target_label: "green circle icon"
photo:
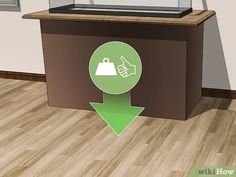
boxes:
[89,41,142,94]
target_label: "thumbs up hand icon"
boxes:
[117,56,136,78]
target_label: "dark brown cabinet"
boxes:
[23,10,215,120]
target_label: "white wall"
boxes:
[193,0,236,90]
[0,0,48,74]
[0,0,235,90]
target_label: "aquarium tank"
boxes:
[49,0,192,18]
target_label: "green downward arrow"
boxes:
[90,92,144,136]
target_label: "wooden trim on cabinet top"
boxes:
[22,10,215,26]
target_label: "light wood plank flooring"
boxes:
[0,78,235,177]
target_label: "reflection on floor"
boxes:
[0,78,235,177]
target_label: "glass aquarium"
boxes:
[49,0,192,18]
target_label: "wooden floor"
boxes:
[0,78,235,177]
